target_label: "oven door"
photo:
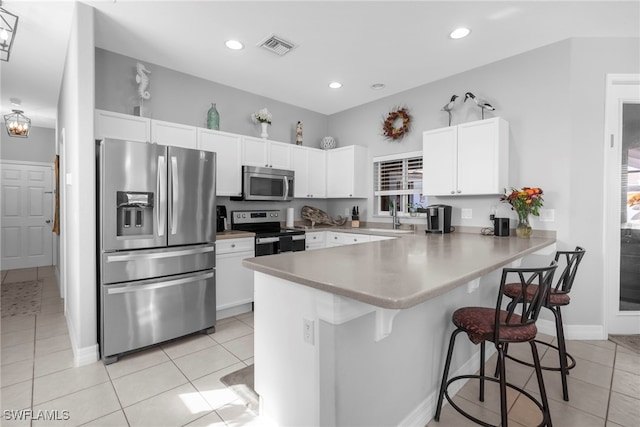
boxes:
[243,166,294,201]
[275,234,306,253]
[255,236,280,256]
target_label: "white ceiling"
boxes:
[1,1,639,129]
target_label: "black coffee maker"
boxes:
[425,204,452,234]
[216,205,227,232]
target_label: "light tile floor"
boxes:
[1,267,639,426]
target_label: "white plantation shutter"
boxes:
[374,152,423,196]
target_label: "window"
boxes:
[373,151,425,216]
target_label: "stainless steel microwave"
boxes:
[236,165,294,201]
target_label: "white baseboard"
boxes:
[536,319,606,340]
[66,314,99,367]
[398,345,497,427]
[217,303,253,320]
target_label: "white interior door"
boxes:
[604,74,640,335]
[1,162,54,270]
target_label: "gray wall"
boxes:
[0,125,55,163]
[326,37,640,328]
[95,48,330,148]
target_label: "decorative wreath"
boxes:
[382,107,411,141]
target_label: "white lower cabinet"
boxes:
[215,238,254,317]
[326,231,371,246]
[305,231,325,251]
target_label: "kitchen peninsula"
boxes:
[243,231,556,427]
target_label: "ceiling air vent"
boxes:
[259,34,297,56]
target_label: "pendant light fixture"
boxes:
[0,0,19,62]
[4,109,30,137]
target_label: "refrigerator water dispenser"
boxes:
[116,191,154,236]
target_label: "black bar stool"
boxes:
[434,262,558,427]
[500,247,586,401]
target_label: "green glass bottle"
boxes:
[207,103,220,130]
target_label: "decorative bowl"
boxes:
[320,136,336,150]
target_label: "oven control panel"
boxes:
[231,210,280,224]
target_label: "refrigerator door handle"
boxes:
[105,245,214,262]
[106,271,214,295]
[283,176,289,201]
[157,155,166,237]
[170,156,179,235]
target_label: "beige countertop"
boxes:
[216,230,255,240]
[243,232,556,309]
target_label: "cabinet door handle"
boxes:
[450,190,455,194]
[457,190,462,193]
[231,244,236,248]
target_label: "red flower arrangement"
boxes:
[501,187,544,218]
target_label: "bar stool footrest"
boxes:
[504,339,576,372]
[443,374,549,427]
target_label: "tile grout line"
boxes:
[603,343,618,425]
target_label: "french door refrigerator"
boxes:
[97,138,216,364]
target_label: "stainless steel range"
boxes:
[231,210,305,256]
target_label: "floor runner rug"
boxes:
[220,364,259,413]
[1,280,43,318]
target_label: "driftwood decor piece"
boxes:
[301,206,347,227]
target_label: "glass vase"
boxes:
[516,212,532,239]
[260,122,269,139]
[206,103,219,130]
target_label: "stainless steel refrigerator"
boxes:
[97,138,216,364]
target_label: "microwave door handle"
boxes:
[170,156,178,235]
[283,176,289,201]
[157,155,166,237]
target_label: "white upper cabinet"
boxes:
[291,145,327,198]
[95,110,197,149]
[241,136,292,170]
[95,109,150,142]
[423,117,509,196]
[151,119,198,149]
[197,128,242,197]
[326,145,368,198]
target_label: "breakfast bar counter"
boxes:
[243,232,556,427]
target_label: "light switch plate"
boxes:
[461,208,472,219]
[539,209,555,222]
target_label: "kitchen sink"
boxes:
[362,228,414,234]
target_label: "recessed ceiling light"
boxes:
[9,97,21,106]
[449,28,471,39]
[329,82,342,89]
[370,83,386,90]
[225,39,244,50]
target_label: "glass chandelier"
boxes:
[4,109,30,137]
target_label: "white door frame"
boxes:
[0,159,55,269]
[603,73,640,335]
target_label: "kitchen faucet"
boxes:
[390,201,401,230]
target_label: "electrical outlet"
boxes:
[461,208,472,219]
[303,318,314,344]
